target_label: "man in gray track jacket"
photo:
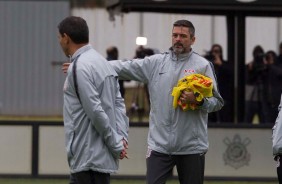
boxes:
[272,94,282,184]
[110,20,224,184]
[58,16,129,184]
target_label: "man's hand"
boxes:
[120,149,128,159]
[62,62,71,74]
[179,90,197,104]
[120,139,129,159]
[179,90,204,107]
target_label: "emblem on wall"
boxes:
[223,134,251,169]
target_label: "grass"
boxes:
[0,178,277,184]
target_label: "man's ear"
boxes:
[191,36,196,45]
[62,33,70,44]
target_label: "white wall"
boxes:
[71,8,228,60]
[0,126,32,174]
[0,125,275,178]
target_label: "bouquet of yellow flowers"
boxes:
[171,74,213,110]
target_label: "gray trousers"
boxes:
[146,150,205,184]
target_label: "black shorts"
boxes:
[70,170,110,184]
[146,149,205,184]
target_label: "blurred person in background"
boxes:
[205,44,234,123]
[245,45,267,124]
[264,50,282,123]
[106,46,127,98]
[245,46,282,124]
[58,16,128,184]
[277,42,282,64]
[133,46,155,112]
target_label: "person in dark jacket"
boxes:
[264,50,282,123]
[245,45,267,123]
[205,44,234,123]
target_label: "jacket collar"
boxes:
[169,47,193,61]
[70,44,92,62]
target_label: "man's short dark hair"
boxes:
[58,16,89,44]
[106,46,118,60]
[173,20,195,37]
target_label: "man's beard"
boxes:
[172,43,185,55]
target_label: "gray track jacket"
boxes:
[63,45,129,173]
[110,49,223,155]
[272,94,282,156]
